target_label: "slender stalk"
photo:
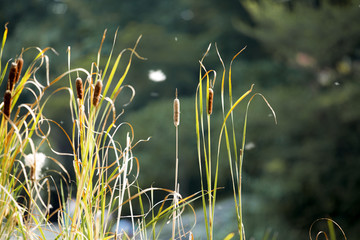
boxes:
[207,113,213,240]
[172,89,180,240]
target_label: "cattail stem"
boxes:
[92,80,103,107]
[172,89,180,240]
[7,62,17,92]
[173,90,180,187]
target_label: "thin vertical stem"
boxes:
[172,89,180,239]
[207,114,213,240]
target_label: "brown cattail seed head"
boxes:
[207,88,214,115]
[3,90,12,118]
[15,57,23,84]
[92,80,103,107]
[173,89,180,127]
[75,77,84,100]
[7,62,18,92]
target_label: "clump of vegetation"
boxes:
[0,23,348,240]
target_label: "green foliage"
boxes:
[236,0,360,67]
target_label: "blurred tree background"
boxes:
[1,0,359,239]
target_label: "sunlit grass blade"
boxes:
[0,23,8,75]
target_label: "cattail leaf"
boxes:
[96,29,107,69]
[229,46,247,104]
[0,23,8,64]
[228,46,247,178]
[110,36,144,100]
[224,233,235,240]
[101,28,118,79]
[216,84,254,175]
[103,49,125,99]
[0,27,6,77]
[0,61,9,88]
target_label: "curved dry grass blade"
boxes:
[309,218,347,240]
[110,36,145,100]
[228,46,247,99]
[145,190,202,228]
[200,43,212,64]
[97,29,108,68]
[315,231,329,240]
[228,46,247,178]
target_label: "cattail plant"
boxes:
[15,57,23,84]
[207,87,214,115]
[75,77,84,101]
[172,88,180,239]
[195,44,220,240]
[195,44,277,240]
[3,90,11,118]
[92,79,102,107]
[173,88,180,127]
[64,31,147,240]
[6,62,17,92]
[215,45,276,240]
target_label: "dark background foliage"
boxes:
[1,0,359,238]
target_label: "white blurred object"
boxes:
[24,152,46,180]
[244,142,256,150]
[148,69,166,82]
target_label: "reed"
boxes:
[60,30,155,240]
[195,44,277,240]
[172,88,180,239]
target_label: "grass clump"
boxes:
[195,44,276,240]
[0,23,58,238]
